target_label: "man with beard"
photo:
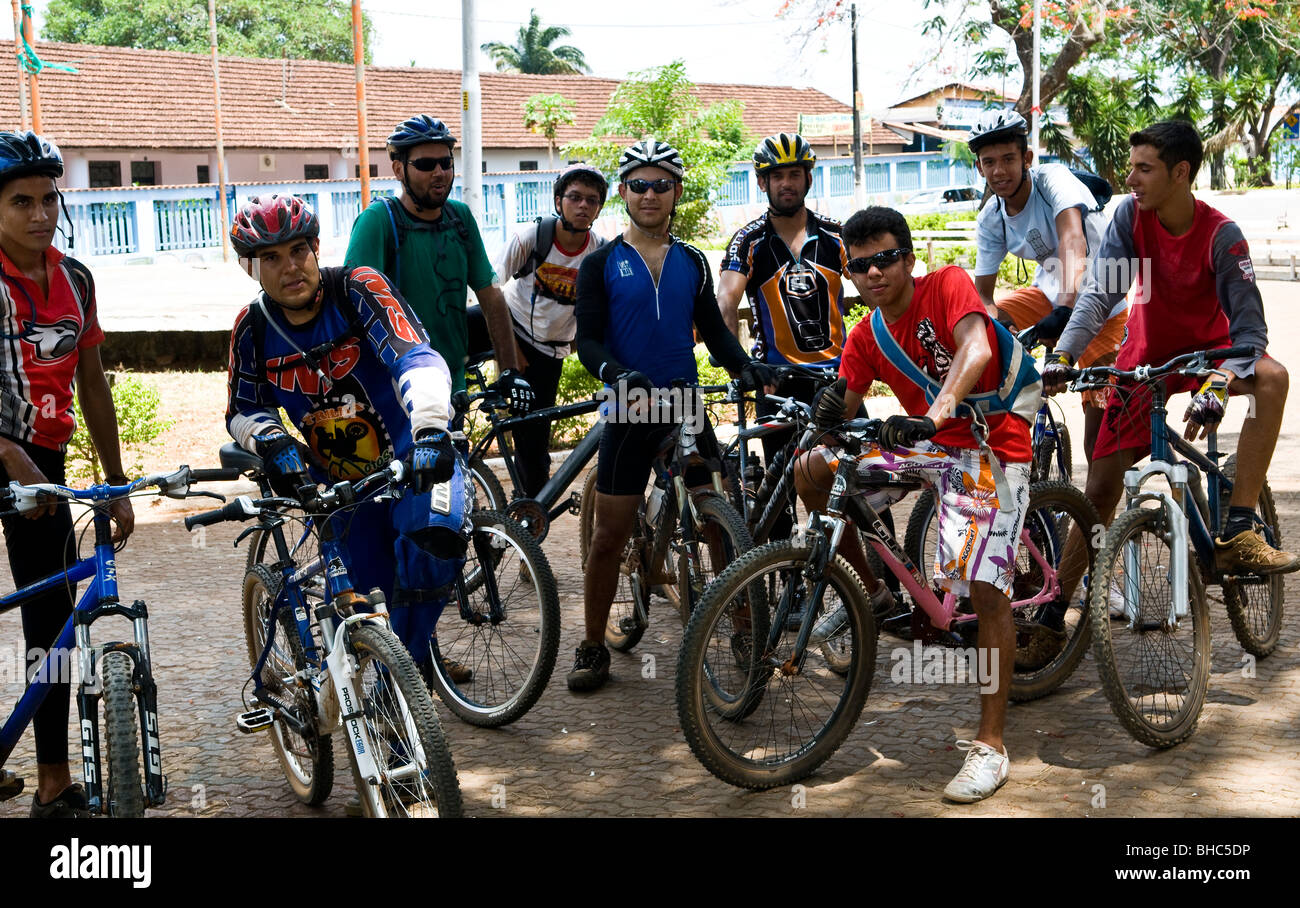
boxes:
[345,115,532,415]
[570,139,774,692]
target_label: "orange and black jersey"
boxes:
[721,209,850,368]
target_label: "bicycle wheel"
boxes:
[1218,454,1284,658]
[675,493,753,625]
[242,565,333,805]
[1031,420,1072,484]
[100,651,145,818]
[676,540,875,789]
[578,467,597,568]
[350,624,463,818]
[468,453,508,513]
[1090,507,1210,748]
[425,511,561,727]
[1008,481,1100,701]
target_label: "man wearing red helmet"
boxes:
[0,130,133,818]
[226,194,472,684]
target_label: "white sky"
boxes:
[6,0,1006,109]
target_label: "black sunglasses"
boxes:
[407,156,455,172]
[845,248,911,273]
[623,178,678,194]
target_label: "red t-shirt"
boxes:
[0,246,105,450]
[840,265,1032,463]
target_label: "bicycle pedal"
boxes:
[236,708,275,733]
[0,770,24,802]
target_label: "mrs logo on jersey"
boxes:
[22,318,79,362]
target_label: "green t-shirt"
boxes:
[344,197,495,391]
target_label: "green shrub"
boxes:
[67,374,174,484]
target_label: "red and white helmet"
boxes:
[230,194,319,258]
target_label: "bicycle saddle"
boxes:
[219,442,264,475]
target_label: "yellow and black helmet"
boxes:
[753,133,816,173]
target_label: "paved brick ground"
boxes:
[2,474,1296,819]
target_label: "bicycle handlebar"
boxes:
[1067,345,1256,388]
[1,464,247,516]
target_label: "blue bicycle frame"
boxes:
[0,481,164,814]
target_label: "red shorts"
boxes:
[1092,374,1201,461]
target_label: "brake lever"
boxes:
[186,490,227,502]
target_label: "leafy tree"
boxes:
[1058,69,1137,186]
[561,61,751,242]
[481,9,589,75]
[43,0,370,63]
[523,93,576,169]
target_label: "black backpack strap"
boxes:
[440,200,470,241]
[380,196,405,286]
[249,296,269,385]
[512,215,555,281]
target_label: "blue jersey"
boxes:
[226,265,452,481]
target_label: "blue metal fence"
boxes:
[154,197,222,251]
[864,162,889,193]
[896,161,921,192]
[717,170,750,206]
[60,201,137,256]
[515,181,549,221]
[926,159,950,188]
[828,164,854,196]
[330,188,396,236]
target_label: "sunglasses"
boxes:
[623,178,678,195]
[845,248,911,273]
[407,156,455,172]
[562,191,603,206]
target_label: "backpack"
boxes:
[868,306,1042,426]
[1066,168,1112,212]
[379,195,469,287]
[511,215,558,282]
[248,273,367,388]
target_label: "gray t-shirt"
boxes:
[975,163,1125,318]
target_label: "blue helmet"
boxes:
[0,131,63,187]
[387,115,456,159]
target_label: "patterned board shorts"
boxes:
[817,440,1032,598]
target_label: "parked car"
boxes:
[898,185,983,215]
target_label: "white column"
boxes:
[461,0,484,222]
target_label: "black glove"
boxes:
[407,429,458,493]
[1030,306,1073,345]
[613,370,654,396]
[878,415,937,450]
[1041,351,1075,395]
[256,433,315,500]
[494,369,535,417]
[812,377,848,428]
[740,360,778,393]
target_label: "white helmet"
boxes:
[618,139,685,180]
[968,108,1029,153]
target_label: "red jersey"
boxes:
[0,246,104,450]
[840,265,1032,463]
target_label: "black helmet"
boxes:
[0,131,63,187]
[554,163,608,204]
[753,133,815,174]
[387,115,456,160]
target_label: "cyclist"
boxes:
[571,139,775,692]
[1045,119,1297,577]
[0,131,134,817]
[486,163,608,497]
[970,108,1127,462]
[344,114,533,415]
[225,194,473,685]
[794,206,1036,803]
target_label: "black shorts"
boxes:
[595,417,723,496]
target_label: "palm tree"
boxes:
[481,9,590,75]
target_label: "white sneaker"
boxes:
[943,739,1009,803]
[1108,579,1127,619]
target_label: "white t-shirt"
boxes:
[493,220,606,359]
[974,163,1126,318]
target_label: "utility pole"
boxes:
[461,0,484,222]
[208,0,230,261]
[10,0,28,131]
[1031,0,1041,157]
[851,3,864,207]
[21,3,39,131]
[353,0,371,203]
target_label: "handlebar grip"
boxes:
[189,468,245,483]
[1210,346,1256,361]
[184,498,255,531]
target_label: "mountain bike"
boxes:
[235,443,561,730]
[1063,344,1280,747]
[674,417,1099,789]
[186,446,463,816]
[576,383,753,650]
[0,466,236,817]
